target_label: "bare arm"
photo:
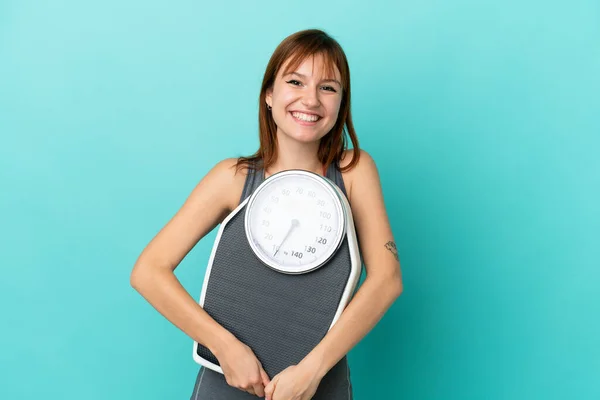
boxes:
[130,158,241,357]
[302,150,404,377]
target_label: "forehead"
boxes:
[279,53,341,80]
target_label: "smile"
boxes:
[290,111,321,125]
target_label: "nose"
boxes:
[301,86,320,108]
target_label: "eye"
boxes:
[286,79,302,86]
[321,86,337,93]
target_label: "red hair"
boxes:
[235,29,361,174]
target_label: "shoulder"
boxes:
[339,149,379,205]
[207,157,252,213]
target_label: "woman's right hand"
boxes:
[215,337,271,397]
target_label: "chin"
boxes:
[286,124,333,143]
[287,130,325,143]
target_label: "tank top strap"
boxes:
[239,159,348,205]
[238,159,265,205]
[326,161,348,199]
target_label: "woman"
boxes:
[130,29,403,400]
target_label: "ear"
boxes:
[265,88,273,109]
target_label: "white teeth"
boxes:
[291,112,320,122]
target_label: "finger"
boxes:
[253,383,265,398]
[264,375,278,400]
[264,383,273,400]
[261,368,271,387]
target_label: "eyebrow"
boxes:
[285,71,342,87]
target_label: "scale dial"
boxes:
[244,170,347,274]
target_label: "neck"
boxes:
[264,131,325,178]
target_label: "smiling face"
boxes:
[265,53,343,144]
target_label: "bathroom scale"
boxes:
[192,169,362,378]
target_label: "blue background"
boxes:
[1,0,598,399]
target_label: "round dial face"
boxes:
[244,170,346,274]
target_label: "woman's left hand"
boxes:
[264,361,323,400]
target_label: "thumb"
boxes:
[264,375,278,400]
[261,368,271,387]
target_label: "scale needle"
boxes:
[273,218,299,257]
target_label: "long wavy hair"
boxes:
[234,29,361,175]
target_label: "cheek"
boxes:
[326,98,343,119]
[272,94,295,124]
[273,88,297,107]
